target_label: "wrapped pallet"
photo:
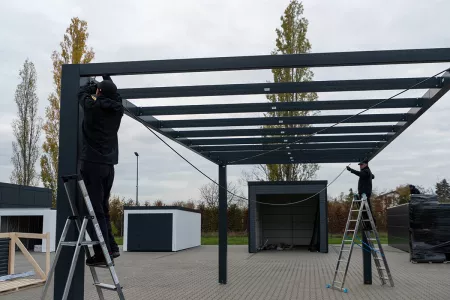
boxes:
[409,194,450,263]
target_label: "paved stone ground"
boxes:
[3,245,450,300]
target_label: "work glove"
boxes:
[86,81,98,95]
[346,166,351,171]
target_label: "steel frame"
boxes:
[56,48,450,297]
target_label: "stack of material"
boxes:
[409,194,450,263]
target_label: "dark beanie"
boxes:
[98,80,117,97]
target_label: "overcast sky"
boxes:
[1,0,450,204]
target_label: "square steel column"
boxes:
[218,165,227,284]
[54,64,85,299]
[363,232,372,284]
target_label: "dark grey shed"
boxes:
[248,181,328,254]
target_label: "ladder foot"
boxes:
[343,288,348,293]
[326,284,331,288]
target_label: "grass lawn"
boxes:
[115,236,123,245]
[329,232,388,245]
[202,236,248,245]
[115,232,388,246]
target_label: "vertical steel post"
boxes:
[218,164,227,284]
[135,153,139,206]
[363,232,372,284]
[54,64,85,299]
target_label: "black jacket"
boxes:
[78,78,124,165]
[348,166,375,195]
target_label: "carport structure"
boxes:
[56,48,450,299]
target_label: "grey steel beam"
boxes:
[177,125,400,138]
[226,156,362,165]
[161,114,408,128]
[119,77,441,99]
[122,99,220,165]
[55,64,85,300]
[140,98,423,116]
[209,149,369,162]
[218,165,227,284]
[194,142,384,152]
[79,48,450,76]
[186,134,390,146]
[211,149,373,162]
[369,72,450,159]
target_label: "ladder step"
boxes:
[94,283,119,291]
[346,229,355,232]
[351,210,359,212]
[61,241,100,247]
[377,267,386,270]
[338,260,348,263]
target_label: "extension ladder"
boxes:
[326,193,394,293]
[41,174,125,300]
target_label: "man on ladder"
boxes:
[78,75,124,266]
[347,158,375,229]
[327,158,394,293]
[42,77,126,299]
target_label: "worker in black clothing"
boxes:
[346,158,375,229]
[78,75,124,266]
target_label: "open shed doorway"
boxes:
[248,181,328,253]
[256,194,320,251]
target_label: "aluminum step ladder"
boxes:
[41,174,125,300]
[326,193,394,293]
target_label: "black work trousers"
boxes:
[80,160,118,257]
[359,193,376,229]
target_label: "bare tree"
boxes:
[10,59,42,186]
[241,163,318,183]
[199,181,245,208]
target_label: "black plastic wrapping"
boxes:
[0,238,9,276]
[409,194,450,263]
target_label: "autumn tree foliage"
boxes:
[41,17,95,207]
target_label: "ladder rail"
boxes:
[327,193,394,293]
[63,179,106,299]
[78,179,126,299]
[338,198,365,289]
[331,195,364,290]
[41,219,72,300]
[364,202,394,287]
[364,231,385,284]
[61,218,89,300]
[331,199,357,286]
[41,175,124,300]
[333,202,353,283]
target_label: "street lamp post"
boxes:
[134,152,139,206]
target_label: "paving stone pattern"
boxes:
[4,245,450,300]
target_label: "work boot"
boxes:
[111,248,121,258]
[86,254,114,267]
